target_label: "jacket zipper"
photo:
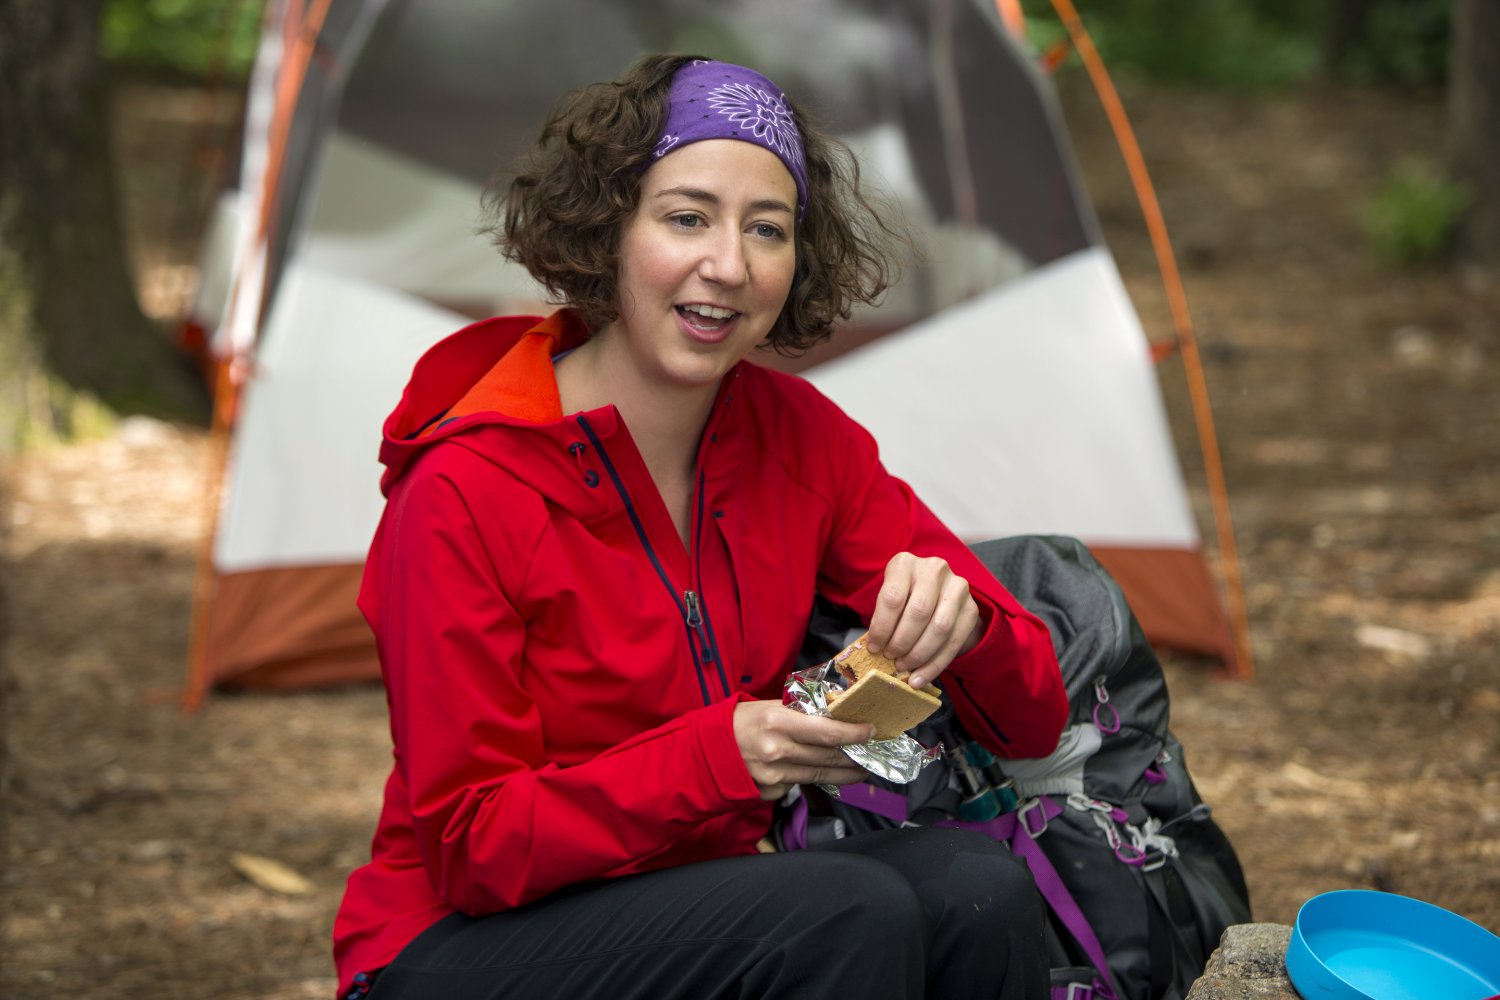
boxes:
[683,590,718,685]
[692,468,732,696]
[577,415,719,706]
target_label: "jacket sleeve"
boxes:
[368,463,764,916]
[810,405,1068,759]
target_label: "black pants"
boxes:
[366,826,1047,1000]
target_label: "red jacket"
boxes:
[332,311,1067,990]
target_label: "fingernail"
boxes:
[909,675,925,688]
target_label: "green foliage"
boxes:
[1020,0,1452,92]
[0,200,117,456]
[1360,159,1470,265]
[1021,0,1321,91]
[101,0,264,79]
[15,375,118,452]
[1336,0,1451,88]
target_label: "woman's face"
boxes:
[601,139,797,394]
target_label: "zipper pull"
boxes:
[1092,676,1121,734]
[683,590,714,664]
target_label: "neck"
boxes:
[555,337,720,479]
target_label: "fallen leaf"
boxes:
[229,853,313,896]
[1354,624,1432,658]
[1278,760,1369,797]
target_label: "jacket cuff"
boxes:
[695,692,764,806]
[944,591,1011,677]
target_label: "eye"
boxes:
[670,212,705,230]
[751,222,786,241]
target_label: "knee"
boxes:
[932,829,1044,926]
[856,860,929,937]
[919,830,1051,995]
[758,853,928,993]
[779,852,927,941]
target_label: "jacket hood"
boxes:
[376,310,592,496]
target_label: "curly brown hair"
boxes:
[485,54,907,355]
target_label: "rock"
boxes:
[124,839,175,863]
[1186,923,1298,999]
[1391,324,1438,366]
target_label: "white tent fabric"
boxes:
[217,245,1195,574]
[216,264,469,571]
[300,134,541,310]
[807,246,1196,547]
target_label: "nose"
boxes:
[696,228,749,287]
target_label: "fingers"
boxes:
[779,708,875,749]
[754,765,869,804]
[752,714,872,770]
[766,760,869,787]
[864,553,917,655]
[866,553,980,684]
[733,701,874,800]
[905,581,979,689]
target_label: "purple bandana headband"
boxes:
[648,59,809,220]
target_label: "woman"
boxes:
[333,55,1068,1000]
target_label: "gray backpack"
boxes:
[779,535,1251,1000]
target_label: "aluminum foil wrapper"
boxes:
[783,661,942,787]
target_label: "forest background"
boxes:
[2,1,1498,996]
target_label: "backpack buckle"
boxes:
[1066,982,1116,1000]
[1017,797,1050,838]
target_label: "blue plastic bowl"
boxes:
[1285,890,1500,1000]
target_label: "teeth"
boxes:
[681,304,735,320]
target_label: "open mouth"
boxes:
[676,303,739,331]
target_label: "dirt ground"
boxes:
[2,74,1498,998]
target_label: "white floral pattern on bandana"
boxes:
[653,133,681,158]
[705,83,804,164]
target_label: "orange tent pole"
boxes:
[182,361,239,711]
[1043,0,1255,679]
[182,0,339,710]
[993,0,1028,38]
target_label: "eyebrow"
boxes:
[654,185,794,216]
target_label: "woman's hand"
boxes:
[733,700,874,801]
[865,552,981,690]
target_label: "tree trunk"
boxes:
[1447,0,1500,261]
[1321,0,1378,78]
[0,0,206,451]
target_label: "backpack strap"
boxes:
[837,782,916,825]
[1143,865,1199,999]
[838,786,1121,1000]
[780,791,812,851]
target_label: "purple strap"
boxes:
[781,792,811,852]
[837,786,1120,1000]
[1052,984,1111,1000]
[837,782,914,826]
[995,812,1120,1000]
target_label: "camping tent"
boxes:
[184,0,1240,700]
